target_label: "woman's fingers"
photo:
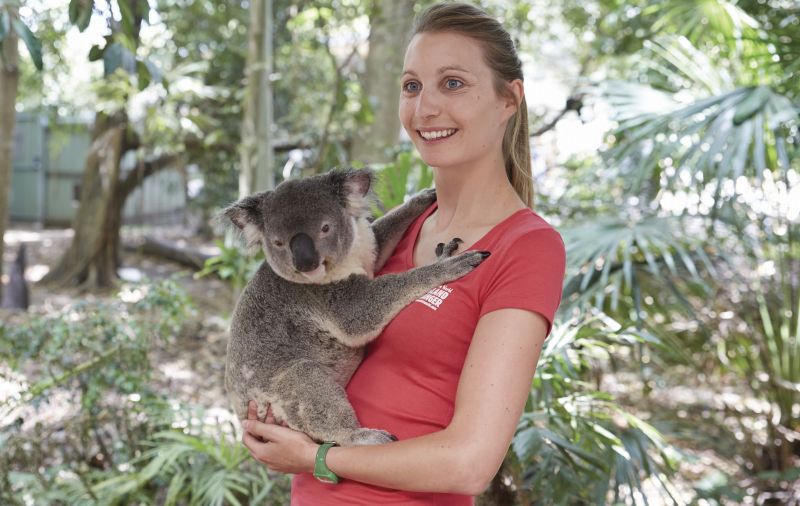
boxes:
[265,405,276,424]
[247,400,259,421]
[243,419,291,442]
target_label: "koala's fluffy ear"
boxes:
[338,168,374,217]
[222,191,272,250]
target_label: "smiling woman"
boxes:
[399,32,521,180]
[240,4,566,505]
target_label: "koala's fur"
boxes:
[224,169,488,446]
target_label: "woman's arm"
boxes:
[242,307,548,496]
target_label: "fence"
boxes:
[10,112,186,227]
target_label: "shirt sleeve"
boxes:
[478,228,566,336]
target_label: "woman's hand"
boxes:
[241,401,318,474]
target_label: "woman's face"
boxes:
[399,31,520,170]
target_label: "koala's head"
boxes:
[223,169,377,284]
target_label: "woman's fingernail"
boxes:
[242,421,250,430]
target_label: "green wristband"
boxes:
[313,441,339,484]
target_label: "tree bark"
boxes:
[125,236,214,270]
[239,0,275,196]
[42,114,127,288]
[0,7,20,302]
[41,0,179,290]
[42,114,179,289]
[350,1,415,166]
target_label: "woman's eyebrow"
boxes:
[437,65,472,74]
[401,65,473,78]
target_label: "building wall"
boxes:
[10,112,186,226]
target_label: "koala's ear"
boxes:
[339,168,375,217]
[222,191,272,250]
[342,168,374,198]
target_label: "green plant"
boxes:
[0,279,197,504]
[371,149,434,216]
[507,316,682,505]
[196,239,264,294]
[88,426,289,506]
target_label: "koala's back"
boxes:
[226,262,362,409]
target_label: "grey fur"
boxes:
[224,169,489,446]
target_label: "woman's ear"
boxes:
[502,79,524,120]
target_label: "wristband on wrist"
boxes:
[313,441,339,484]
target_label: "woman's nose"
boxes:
[415,89,441,119]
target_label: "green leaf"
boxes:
[103,42,123,75]
[11,18,42,71]
[102,41,137,76]
[732,86,770,125]
[137,60,150,90]
[69,0,93,32]
[68,0,79,23]
[118,0,136,41]
[88,44,103,61]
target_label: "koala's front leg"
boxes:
[371,188,436,271]
[324,250,489,347]
[274,360,396,446]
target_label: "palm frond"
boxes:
[561,213,711,329]
[604,35,799,200]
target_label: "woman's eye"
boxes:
[321,224,330,233]
[445,78,463,90]
[403,81,421,93]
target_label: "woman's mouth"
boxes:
[417,128,458,142]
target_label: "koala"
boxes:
[223,169,489,446]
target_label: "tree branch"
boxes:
[118,153,182,201]
[530,93,584,138]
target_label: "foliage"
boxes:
[87,427,290,506]
[371,148,433,216]
[0,1,43,71]
[0,279,289,504]
[507,315,682,505]
[0,278,192,410]
[553,0,800,500]
[196,239,264,296]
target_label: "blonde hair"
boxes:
[412,2,534,208]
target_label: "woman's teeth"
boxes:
[419,129,456,140]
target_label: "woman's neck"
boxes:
[429,157,525,233]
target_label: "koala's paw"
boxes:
[408,188,437,209]
[438,250,491,279]
[340,428,397,446]
[435,237,463,259]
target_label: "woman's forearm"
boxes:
[324,427,489,495]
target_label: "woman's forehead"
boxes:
[402,32,488,76]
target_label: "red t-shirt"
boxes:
[292,203,565,505]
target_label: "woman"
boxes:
[241,3,566,504]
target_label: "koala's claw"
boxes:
[436,238,464,260]
[341,428,397,446]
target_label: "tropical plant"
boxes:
[0,279,195,503]
[502,316,683,505]
[88,427,290,505]
[568,0,800,499]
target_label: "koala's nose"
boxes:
[289,232,320,272]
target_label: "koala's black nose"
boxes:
[289,232,319,272]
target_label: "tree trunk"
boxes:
[42,114,128,289]
[239,0,275,196]
[350,1,415,166]
[0,8,20,301]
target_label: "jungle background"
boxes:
[1,0,798,504]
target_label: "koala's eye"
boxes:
[321,224,330,233]
[273,239,284,247]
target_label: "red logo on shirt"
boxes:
[415,284,453,311]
